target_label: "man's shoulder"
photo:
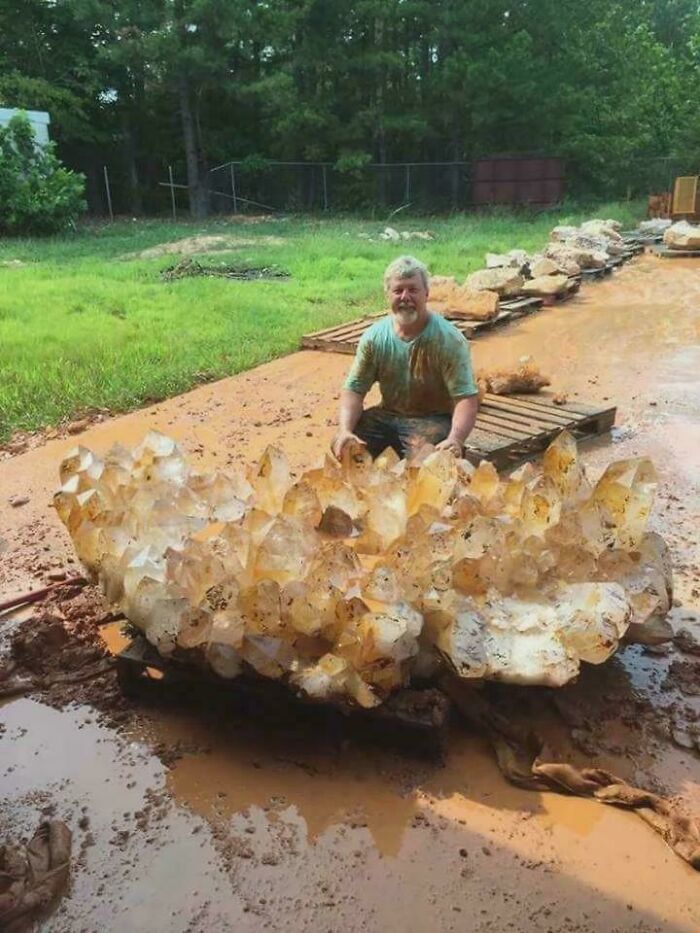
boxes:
[428,313,469,346]
[361,316,391,343]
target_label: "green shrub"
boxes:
[0,112,86,235]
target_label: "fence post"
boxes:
[230,164,238,214]
[404,164,411,202]
[168,165,177,221]
[103,166,114,222]
[322,164,328,211]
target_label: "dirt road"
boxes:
[1,253,699,931]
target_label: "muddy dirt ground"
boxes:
[1,252,699,932]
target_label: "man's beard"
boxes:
[393,305,419,325]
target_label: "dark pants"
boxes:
[355,406,452,459]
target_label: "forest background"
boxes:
[1,0,699,216]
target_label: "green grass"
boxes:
[0,201,643,441]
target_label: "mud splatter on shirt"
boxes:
[344,313,477,415]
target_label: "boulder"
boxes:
[580,219,623,241]
[545,242,605,271]
[567,233,610,254]
[430,280,499,321]
[550,225,578,242]
[663,220,700,251]
[521,274,570,297]
[477,356,551,396]
[429,275,457,302]
[550,223,624,257]
[508,249,529,267]
[485,252,511,268]
[465,267,524,297]
[485,249,528,270]
[529,256,560,277]
[639,218,671,234]
[442,287,499,321]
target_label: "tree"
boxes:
[0,113,86,234]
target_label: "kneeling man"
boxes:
[332,255,479,460]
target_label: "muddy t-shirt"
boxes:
[343,313,477,416]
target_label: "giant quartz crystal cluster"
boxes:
[55,431,671,706]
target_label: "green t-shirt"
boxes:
[344,313,478,416]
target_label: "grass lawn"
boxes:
[0,201,644,441]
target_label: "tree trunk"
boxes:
[122,113,143,216]
[374,16,387,207]
[178,74,208,218]
[451,130,461,211]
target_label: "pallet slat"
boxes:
[473,415,535,441]
[478,403,570,432]
[480,397,575,424]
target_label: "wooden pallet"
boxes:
[535,276,581,306]
[580,265,612,281]
[301,298,543,354]
[653,245,700,259]
[622,231,663,246]
[467,394,616,470]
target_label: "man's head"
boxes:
[383,255,430,327]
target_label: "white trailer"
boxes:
[0,108,51,145]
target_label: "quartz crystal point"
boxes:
[55,429,669,703]
[282,480,323,527]
[407,449,458,514]
[248,445,291,514]
[589,458,658,551]
[542,430,590,500]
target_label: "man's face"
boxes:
[387,273,429,326]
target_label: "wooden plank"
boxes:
[580,266,609,280]
[310,319,374,341]
[480,398,582,428]
[479,401,570,432]
[474,413,538,440]
[481,394,577,420]
[483,394,588,421]
[487,395,614,426]
[478,403,555,430]
[499,296,543,313]
[465,427,513,453]
[303,313,381,340]
[654,246,700,259]
[324,321,375,341]
[301,335,358,354]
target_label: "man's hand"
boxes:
[435,435,464,457]
[331,431,367,460]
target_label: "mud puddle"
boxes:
[2,693,698,932]
[1,251,700,930]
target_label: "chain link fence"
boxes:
[92,155,699,218]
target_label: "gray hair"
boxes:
[383,255,430,291]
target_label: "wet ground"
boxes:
[1,252,699,931]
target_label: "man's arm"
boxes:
[435,395,479,456]
[331,389,367,459]
[333,329,377,459]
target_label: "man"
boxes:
[332,255,479,460]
